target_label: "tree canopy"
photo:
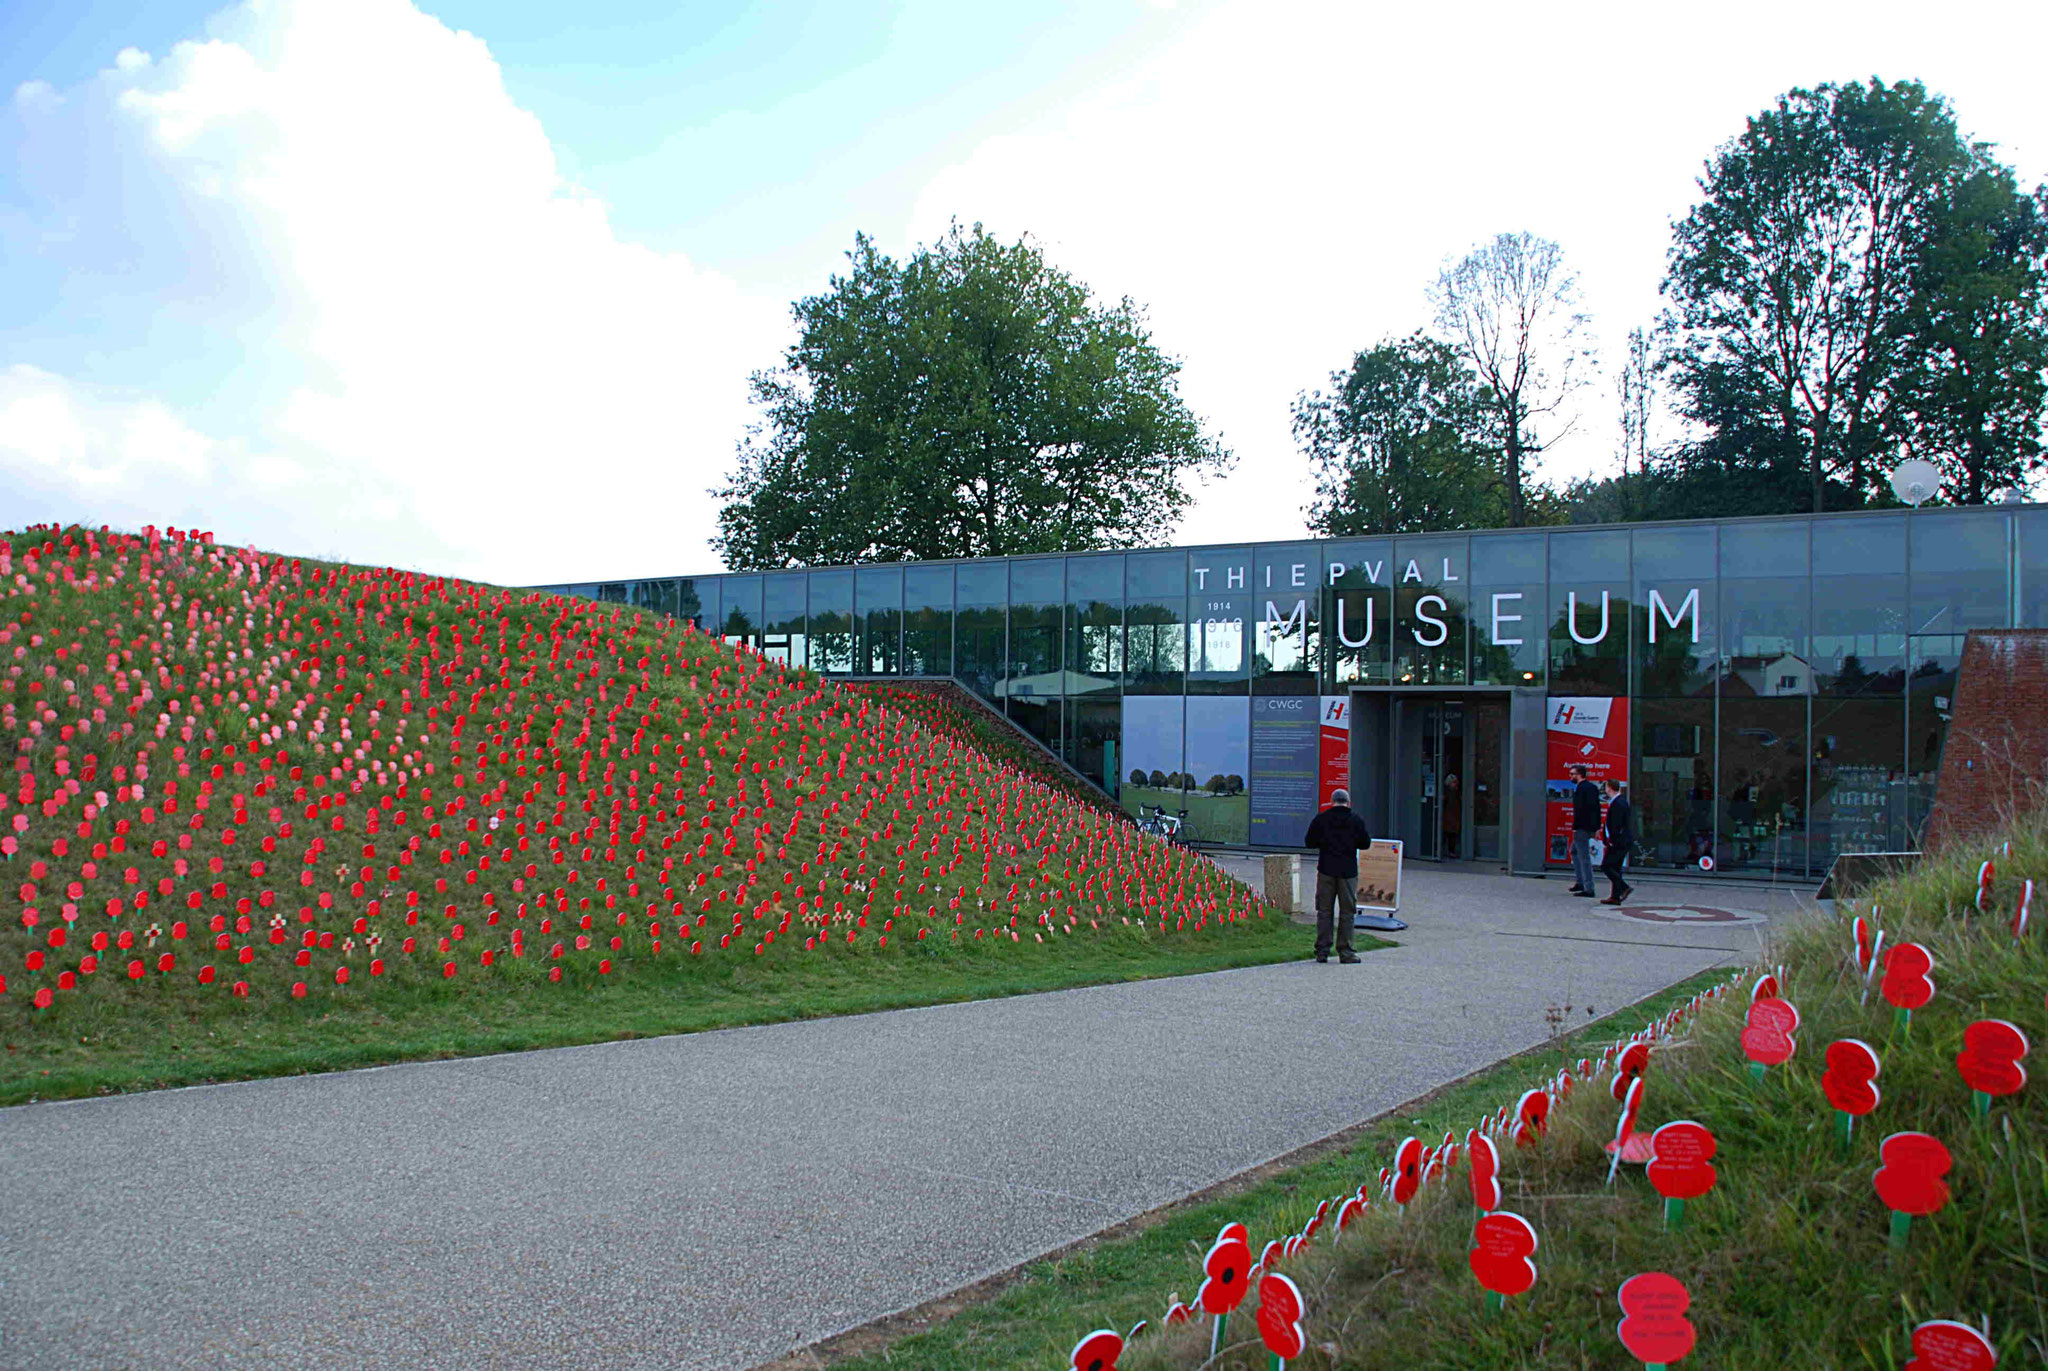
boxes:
[1661,78,2048,512]
[713,224,1230,569]
[1293,334,1509,536]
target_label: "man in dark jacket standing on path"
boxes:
[1303,789,1373,963]
[1600,779,1634,905]
[1568,765,1601,898]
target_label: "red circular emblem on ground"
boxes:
[1616,904,1761,924]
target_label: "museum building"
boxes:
[542,504,2048,881]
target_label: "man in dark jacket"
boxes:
[1600,779,1634,905]
[1568,765,1601,898]
[1303,789,1373,963]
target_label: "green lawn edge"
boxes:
[3,921,1387,1106]
[790,966,1732,1371]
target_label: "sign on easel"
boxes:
[1355,839,1406,932]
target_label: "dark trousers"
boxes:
[1571,829,1598,890]
[1602,845,1630,899]
[1314,872,1357,957]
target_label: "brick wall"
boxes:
[1921,629,2048,852]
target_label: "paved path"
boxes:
[0,868,1808,1370]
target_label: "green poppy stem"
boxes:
[1893,1006,1911,1037]
[1211,1312,1227,1357]
[1837,1110,1853,1151]
[1486,1290,1504,1315]
[1973,1090,1992,1119]
[1663,1196,1684,1230]
[1889,1210,1912,1250]
[1747,1061,1767,1084]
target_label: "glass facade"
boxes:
[545,504,2045,878]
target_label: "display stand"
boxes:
[1353,839,1407,932]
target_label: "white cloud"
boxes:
[2,0,786,582]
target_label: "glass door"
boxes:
[1439,701,1467,860]
[1396,698,1440,859]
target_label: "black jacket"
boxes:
[1572,779,1602,832]
[1603,794,1634,851]
[1304,805,1373,878]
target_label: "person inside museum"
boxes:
[1600,778,1635,905]
[1441,772,1462,859]
[1303,789,1373,963]
[1568,765,1601,898]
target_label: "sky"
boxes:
[3,0,2047,585]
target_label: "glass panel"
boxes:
[762,574,806,667]
[956,550,1007,703]
[805,569,854,674]
[856,566,902,674]
[1906,635,1964,843]
[902,564,953,676]
[1005,559,1062,749]
[1717,697,1810,877]
[2022,509,2048,628]
[1124,551,1186,695]
[1009,557,1064,605]
[1631,527,1715,698]
[597,581,630,604]
[631,578,679,619]
[1812,518,1906,698]
[1066,697,1122,797]
[1188,547,1251,694]
[1812,697,1907,859]
[1471,532,1545,687]
[1632,698,1714,873]
[1720,521,1809,578]
[675,578,705,629]
[954,606,1005,703]
[720,575,762,647]
[696,580,720,640]
[1720,521,1809,698]
[1120,695,1185,826]
[1393,536,1469,685]
[1254,544,1319,696]
[1066,556,1122,699]
[1185,696,1250,844]
[1323,540,1392,688]
[1549,530,1628,695]
[957,561,1008,607]
[1911,511,2009,633]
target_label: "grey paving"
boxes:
[0,865,1808,1371]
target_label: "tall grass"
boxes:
[1073,815,2048,1369]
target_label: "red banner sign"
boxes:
[1546,695,1629,866]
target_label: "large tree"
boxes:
[714,224,1229,568]
[1662,78,2046,511]
[1292,334,1508,536]
[1428,232,1592,527]
[1892,178,2048,502]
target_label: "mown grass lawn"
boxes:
[4,904,1372,1105]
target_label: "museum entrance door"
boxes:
[1392,695,1508,862]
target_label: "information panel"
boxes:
[1248,695,1319,846]
[1319,695,1350,810]
[1545,695,1630,866]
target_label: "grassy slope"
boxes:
[1,526,1298,1103]
[862,816,2045,1370]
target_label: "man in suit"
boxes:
[1303,788,1373,963]
[1568,765,1600,898]
[1600,778,1634,905]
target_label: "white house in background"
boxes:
[1726,653,1814,698]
